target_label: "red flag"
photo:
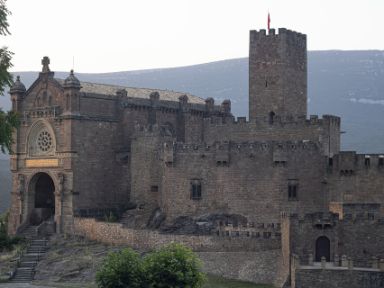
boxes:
[268,12,271,31]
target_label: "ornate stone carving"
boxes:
[56,173,65,198]
[27,121,56,156]
[17,174,25,200]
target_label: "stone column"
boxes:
[308,253,313,266]
[341,255,348,267]
[321,257,326,269]
[372,257,379,269]
[379,259,384,271]
[17,174,25,223]
[334,254,339,267]
[348,257,353,270]
[55,173,65,233]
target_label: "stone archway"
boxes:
[315,236,330,262]
[27,172,56,225]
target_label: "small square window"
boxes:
[151,186,158,192]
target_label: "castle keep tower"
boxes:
[249,28,307,121]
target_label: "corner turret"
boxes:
[10,76,26,112]
[63,70,81,115]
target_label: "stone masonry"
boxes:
[7,28,384,287]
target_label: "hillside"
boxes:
[0,50,383,213]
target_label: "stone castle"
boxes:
[7,28,384,287]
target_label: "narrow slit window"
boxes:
[365,156,370,167]
[190,179,202,200]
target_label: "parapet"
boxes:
[288,210,384,226]
[172,140,320,153]
[205,114,340,129]
[250,27,307,47]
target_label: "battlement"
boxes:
[170,140,320,153]
[250,28,306,47]
[330,151,384,172]
[207,114,339,127]
[286,211,384,225]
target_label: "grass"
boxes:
[33,274,274,288]
[203,274,275,288]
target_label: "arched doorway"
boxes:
[315,236,330,262]
[28,172,55,225]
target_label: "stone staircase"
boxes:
[10,226,49,283]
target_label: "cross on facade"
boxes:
[41,56,50,73]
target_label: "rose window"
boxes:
[37,131,53,152]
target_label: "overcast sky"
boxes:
[5,0,384,73]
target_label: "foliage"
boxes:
[96,248,146,288]
[144,243,205,288]
[96,244,206,288]
[0,110,19,153]
[0,211,24,251]
[103,211,118,223]
[0,0,19,154]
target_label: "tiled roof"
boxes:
[55,79,205,104]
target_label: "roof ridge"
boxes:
[54,78,205,103]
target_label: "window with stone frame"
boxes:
[379,156,384,167]
[27,120,56,156]
[288,179,299,201]
[190,179,202,200]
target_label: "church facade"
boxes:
[7,29,384,285]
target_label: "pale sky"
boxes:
[4,0,384,73]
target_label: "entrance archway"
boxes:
[28,172,55,225]
[315,236,330,262]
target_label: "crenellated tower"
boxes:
[249,28,307,121]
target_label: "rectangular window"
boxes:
[190,180,202,200]
[150,186,158,192]
[378,156,384,167]
[288,179,299,201]
[365,156,370,167]
[328,157,333,167]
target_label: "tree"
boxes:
[143,243,205,288]
[0,0,19,153]
[96,248,146,288]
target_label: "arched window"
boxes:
[27,120,56,156]
[315,236,330,262]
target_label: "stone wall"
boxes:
[328,152,384,214]
[202,115,340,157]
[198,250,283,286]
[73,217,281,252]
[159,140,327,224]
[74,217,285,286]
[295,268,384,288]
[288,213,384,266]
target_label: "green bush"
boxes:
[144,243,205,288]
[96,243,205,288]
[0,211,23,251]
[96,248,145,288]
